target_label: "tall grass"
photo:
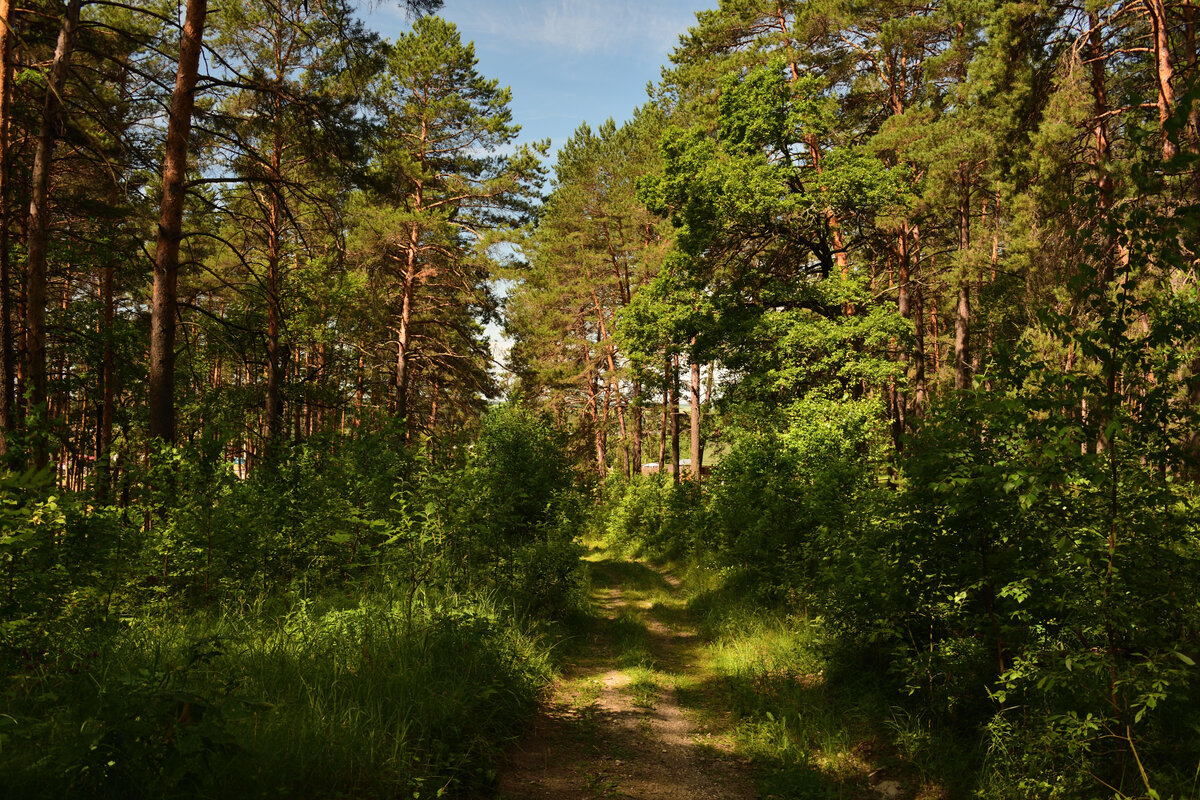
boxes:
[683,587,981,799]
[0,589,552,799]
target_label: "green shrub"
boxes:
[705,397,886,603]
[0,590,551,799]
[453,404,585,617]
[600,474,701,560]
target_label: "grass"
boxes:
[0,588,554,799]
[628,666,662,710]
[672,576,979,800]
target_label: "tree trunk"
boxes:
[394,262,414,429]
[895,226,918,425]
[630,377,642,476]
[1087,13,1115,214]
[1144,0,1177,160]
[0,0,15,452]
[25,0,81,469]
[95,263,114,501]
[955,171,972,390]
[670,354,679,484]
[689,353,701,484]
[658,358,667,469]
[1186,1,1200,174]
[149,0,208,444]
[264,112,286,450]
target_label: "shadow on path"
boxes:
[490,556,753,800]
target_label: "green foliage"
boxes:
[705,398,887,602]
[0,412,588,798]
[453,405,585,617]
[0,590,550,799]
[596,474,702,562]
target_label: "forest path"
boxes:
[493,553,755,800]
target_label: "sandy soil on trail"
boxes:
[491,567,755,800]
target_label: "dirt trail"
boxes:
[493,558,754,800]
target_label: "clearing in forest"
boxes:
[494,555,754,800]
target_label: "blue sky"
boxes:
[364,0,706,158]
[360,1,709,373]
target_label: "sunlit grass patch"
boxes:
[627,665,662,710]
[690,607,889,797]
[0,590,553,799]
[611,610,657,671]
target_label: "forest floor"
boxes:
[492,554,755,800]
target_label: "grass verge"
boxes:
[677,568,979,799]
[0,590,553,799]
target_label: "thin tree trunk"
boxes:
[394,268,414,426]
[149,0,208,444]
[689,352,701,484]
[1088,13,1115,214]
[658,358,667,470]
[670,354,679,485]
[95,263,114,501]
[929,271,941,377]
[25,0,82,469]
[631,378,642,476]
[955,171,972,390]
[263,91,287,448]
[0,0,15,452]
[394,210,421,438]
[428,375,439,442]
[896,226,918,425]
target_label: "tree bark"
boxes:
[0,0,15,452]
[630,377,642,476]
[25,0,82,469]
[395,257,415,428]
[689,352,701,483]
[1087,13,1115,213]
[955,170,972,390]
[658,358,667,469]
[95,262,114,501]
[264,123,285,449]
[149,0,208,444]
[1144,0,1177,160]
[670,354,679,484]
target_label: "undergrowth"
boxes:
[0,590,552,799]
[0,405,587,798]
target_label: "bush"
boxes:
[453,405,586,617]
[599,474,701,560]
[0,590,551,799]
[705,397,886,603]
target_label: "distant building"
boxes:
[641,459,711,477]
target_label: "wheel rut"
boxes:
[492,558,754,800]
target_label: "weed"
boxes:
[628,667,661,710]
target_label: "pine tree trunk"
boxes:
[0,0,15,452]
[689,354,701,484]
[95,263,114,501]
[895,227,916,427]
[395,264,414,429]
[670,354,679,484]
[1186,1,1200,177]
[631,377,642,475]
[263,98,286,449]
[149,0,208,444]
[1144,0,1177,160]
[658,358,667,469]
[25,0,81,469]
[955,173,972,390]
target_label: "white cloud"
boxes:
[457,0,693,56]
